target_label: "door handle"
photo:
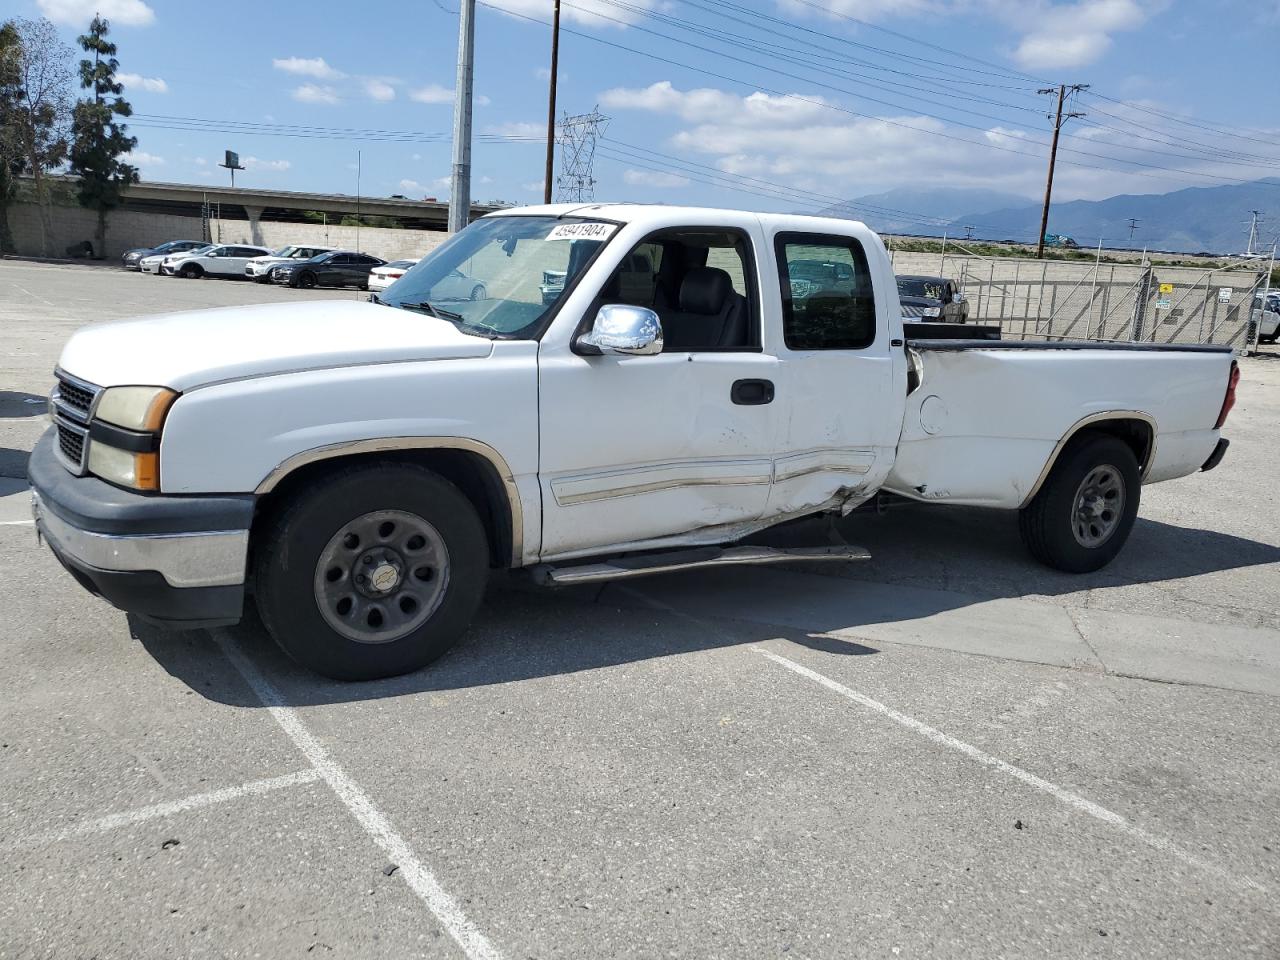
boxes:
[731,379,775,405]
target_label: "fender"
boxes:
[1020,410,1157,508]
[254,436,525,566]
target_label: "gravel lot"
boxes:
[2,259,1278,959]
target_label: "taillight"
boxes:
[1215,360,1240,428]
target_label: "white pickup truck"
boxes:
[31,204,1239,680]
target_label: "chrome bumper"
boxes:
[32,490,248,588]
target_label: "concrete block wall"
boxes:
[6,202,449,263]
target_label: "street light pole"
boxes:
[543,0,560,205]
[448,0,476,234]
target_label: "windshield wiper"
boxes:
[405,300,465,322]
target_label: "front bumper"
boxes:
[28,430,255,628]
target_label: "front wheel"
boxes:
[1018,431,1140,573]
[253,463,489,680]
[470,284,486,301]
[179,263,203,279]
[295,271,317,289]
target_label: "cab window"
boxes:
[775,232,876,350]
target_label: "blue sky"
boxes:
[15,0,1280,221]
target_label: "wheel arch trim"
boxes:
[1020,410,1157,508]
[254,437,524,566]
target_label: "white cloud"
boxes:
[292,84,340,105]
[37,0,154,25]
[399,178,434,195]
[410,84,454,104]
[273,56,345,79]
[522,180,545,193]
[411,153,423,161]
[484,0,656,28]
[623,169,690,188]
[124,150,163,167]
[777,0,944,20]
[117,72,167,94]
[193,157,208,167]
[243,157,290,172]
[485,120,545,139]
[1001,0,1158,68]
[363,78,396,101]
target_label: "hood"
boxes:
[58,300,494,391]
[898,295,943,308]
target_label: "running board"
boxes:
[531,544,870,586]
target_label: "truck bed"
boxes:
[885,339,1234,508]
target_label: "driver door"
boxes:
[537,226,779,561]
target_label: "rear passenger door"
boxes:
[764,231,901,518]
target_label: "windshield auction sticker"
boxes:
[546,222,617,242]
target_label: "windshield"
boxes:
[897,278,944,300]
[176,244,214,258]
[271,245,301,258]
[377,215,615,339]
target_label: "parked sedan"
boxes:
[429,267,488,302]
[272,251,387,289]
[367,258,421,293]
[897,274,969,323]
[245,244,338,282]
[121,239,206,270]
[162,244,272,279]
[141,244,213,274]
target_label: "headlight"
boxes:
[922,306,941,318]
[88,441,159,491]
[96,386,178,431]
[87,386,177,491]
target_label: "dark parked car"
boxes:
[897,274,968,323]
[272,251,387,290]
[120,239,205,270]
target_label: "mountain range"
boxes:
[822,179,1280,254]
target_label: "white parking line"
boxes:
[10,768,320,847]
[213,632,506,960]
[0,519,34,526]
[756,647,1268,896]
[616,585,1267,897]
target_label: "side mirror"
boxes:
[576,304,663,356]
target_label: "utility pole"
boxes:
[543,0,560,205]
[1127,217,1141,242]
[963,225,974,242]
[355,149,361,253]
[448,0,476,234]
[1035,83,1087,259]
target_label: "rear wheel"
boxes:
[470,284,486,301]
[254,463,489,681]
[1018,431,1140,573]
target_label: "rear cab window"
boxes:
[774,232,876,350]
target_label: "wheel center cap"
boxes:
[369,563,400,593]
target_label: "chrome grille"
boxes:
[50,369,102,474]
[901,304,928,318]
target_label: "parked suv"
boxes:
[245,245,337,282]
[162,244,272,279]
[896,275,969,323]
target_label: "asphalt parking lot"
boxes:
[2,259,1278,959]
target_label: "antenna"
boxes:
[555,108,609,203]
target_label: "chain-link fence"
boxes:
[889,247,1266,349]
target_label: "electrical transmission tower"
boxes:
[1127,218,1141,242]
[1245,210,1262,256]
[555,108,609,203]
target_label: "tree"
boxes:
[0,21,24,254]
[69,15,137,258]
[7,18,73,256]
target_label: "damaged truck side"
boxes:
[30,205,1239,679]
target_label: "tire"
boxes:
[179,263,203,279]
[470,284,486,301]
[1018,431,1140,573]
[253,463,489,681]
[296,271,317,290]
